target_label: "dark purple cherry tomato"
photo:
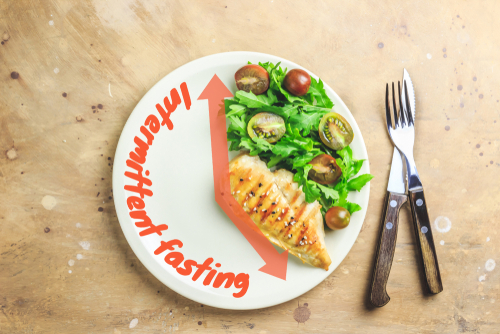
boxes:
[325,207,351,230]
[308,154,342,185]
[234,64,270,95]
[247,112,285,143]
[319,112,354,151]
[283,69,311,96]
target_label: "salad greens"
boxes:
[225,61,373,216]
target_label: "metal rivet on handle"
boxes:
[416,199,423,206]
[390,200,397,207]
[421,226,428,233]
[386,222,393,230]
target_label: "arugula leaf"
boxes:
[351,159,364,178]
[302,105,333,113]
[235,89,278,108]
[293,165,322,203]
[226,104,247,117]
[337,146,355,178]
[308,77,333,108]
[227,114,247,136]
[289,111,323,136]
[272,127,321,159]
[257,104,298,121]
[251,137,273,152]
[267,155,285,168]
[339,201,362,214]
[239,137,273,156]
[292,164,308,183]
[224,98,240,114]
[304,180,321,203]
[347,174,374,192]
[272,141,298,157]
[257,61,272,72]
[317,184,339,200]
[291,152,320,169]
[337,146,353,166]
[227,131,242,151]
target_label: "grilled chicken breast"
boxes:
[229,153,332,270]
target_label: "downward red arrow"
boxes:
[198,74,288,280]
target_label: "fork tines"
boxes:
[385,80,413,130]
[403,81,414,126]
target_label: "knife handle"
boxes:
[370,191,407,307]
[409,188,443,294]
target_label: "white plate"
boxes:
[113,52,370,310]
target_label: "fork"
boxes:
[385,82,443,294]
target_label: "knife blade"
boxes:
[402,69,443,294]
[387,148,405,194]
[369,139,408,307]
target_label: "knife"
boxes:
[369,146,408,307]
[402,69,443,294]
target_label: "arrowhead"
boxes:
[258,249,288,280]
[198,74,233,101]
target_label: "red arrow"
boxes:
[198,74,288,280]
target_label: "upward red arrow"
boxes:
[198,74,288,280]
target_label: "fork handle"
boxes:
[409,188,443,294]
[370,191,407,307]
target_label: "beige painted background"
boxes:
[1,0,499,333]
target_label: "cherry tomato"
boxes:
[308,154,342,185]
[234,64,270,95]
[247,112,285,143]
[283,69,311,96]
[319,112,354,150]
[325,206,350,230]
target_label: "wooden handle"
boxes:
[408,189,443,294]
[370,191,408,307]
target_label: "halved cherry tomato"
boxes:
[308,154,342,185]
[318,112,354,150]
[234,64,269,95]
[247,112,285,143]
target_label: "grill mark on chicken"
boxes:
[274,205,288,225]
[290,191,302,208]
[259,190,279,221]
[261,183,273,198]
[296,225,309,245]
[293,203,308,225]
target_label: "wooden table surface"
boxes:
[1,1,499,333]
